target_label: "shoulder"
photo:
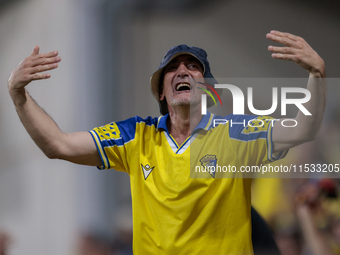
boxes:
[225,114,276,142]
[116,116,161,139]
[115,116,160,130]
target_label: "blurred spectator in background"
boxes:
[295,178,339,255]
[0,232,12,255]
[75,232,113,255]
[74,207,133,255]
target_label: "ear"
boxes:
[160,92,165,101]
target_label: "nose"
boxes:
[176,62,189,78]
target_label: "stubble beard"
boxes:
[169,93,201,108]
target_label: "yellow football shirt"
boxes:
[89,112,287,255]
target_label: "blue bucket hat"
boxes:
[150,44,219,115]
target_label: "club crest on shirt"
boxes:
[200,155,217,178]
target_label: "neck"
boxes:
[167,104,202,145]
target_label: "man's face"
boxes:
[160,54,204,110]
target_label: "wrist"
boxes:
[310,61,326,78]
[9,87,28,106]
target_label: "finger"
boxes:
[29,73,51,80]
[31,45,40,56]
[266,33,295,47]
[31,50,59,61]
[31,56,61,67]
[268,45,294,54]
[269,30,299,41]
[28,63,59,74]
[271,53,298,62]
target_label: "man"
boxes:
[8,30,326,254]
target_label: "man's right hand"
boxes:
[7,46,102,167]
[8,46,61,99]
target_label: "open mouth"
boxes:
[175,83,191,91]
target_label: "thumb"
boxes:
[31,45,40,56]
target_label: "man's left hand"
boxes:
[266,30,325,78]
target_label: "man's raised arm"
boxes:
[8,46,101,166]
[266,31,327,153]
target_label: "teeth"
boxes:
[176,83,191,91]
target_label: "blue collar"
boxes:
[156,111,213,134]
[157,114,169,133]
